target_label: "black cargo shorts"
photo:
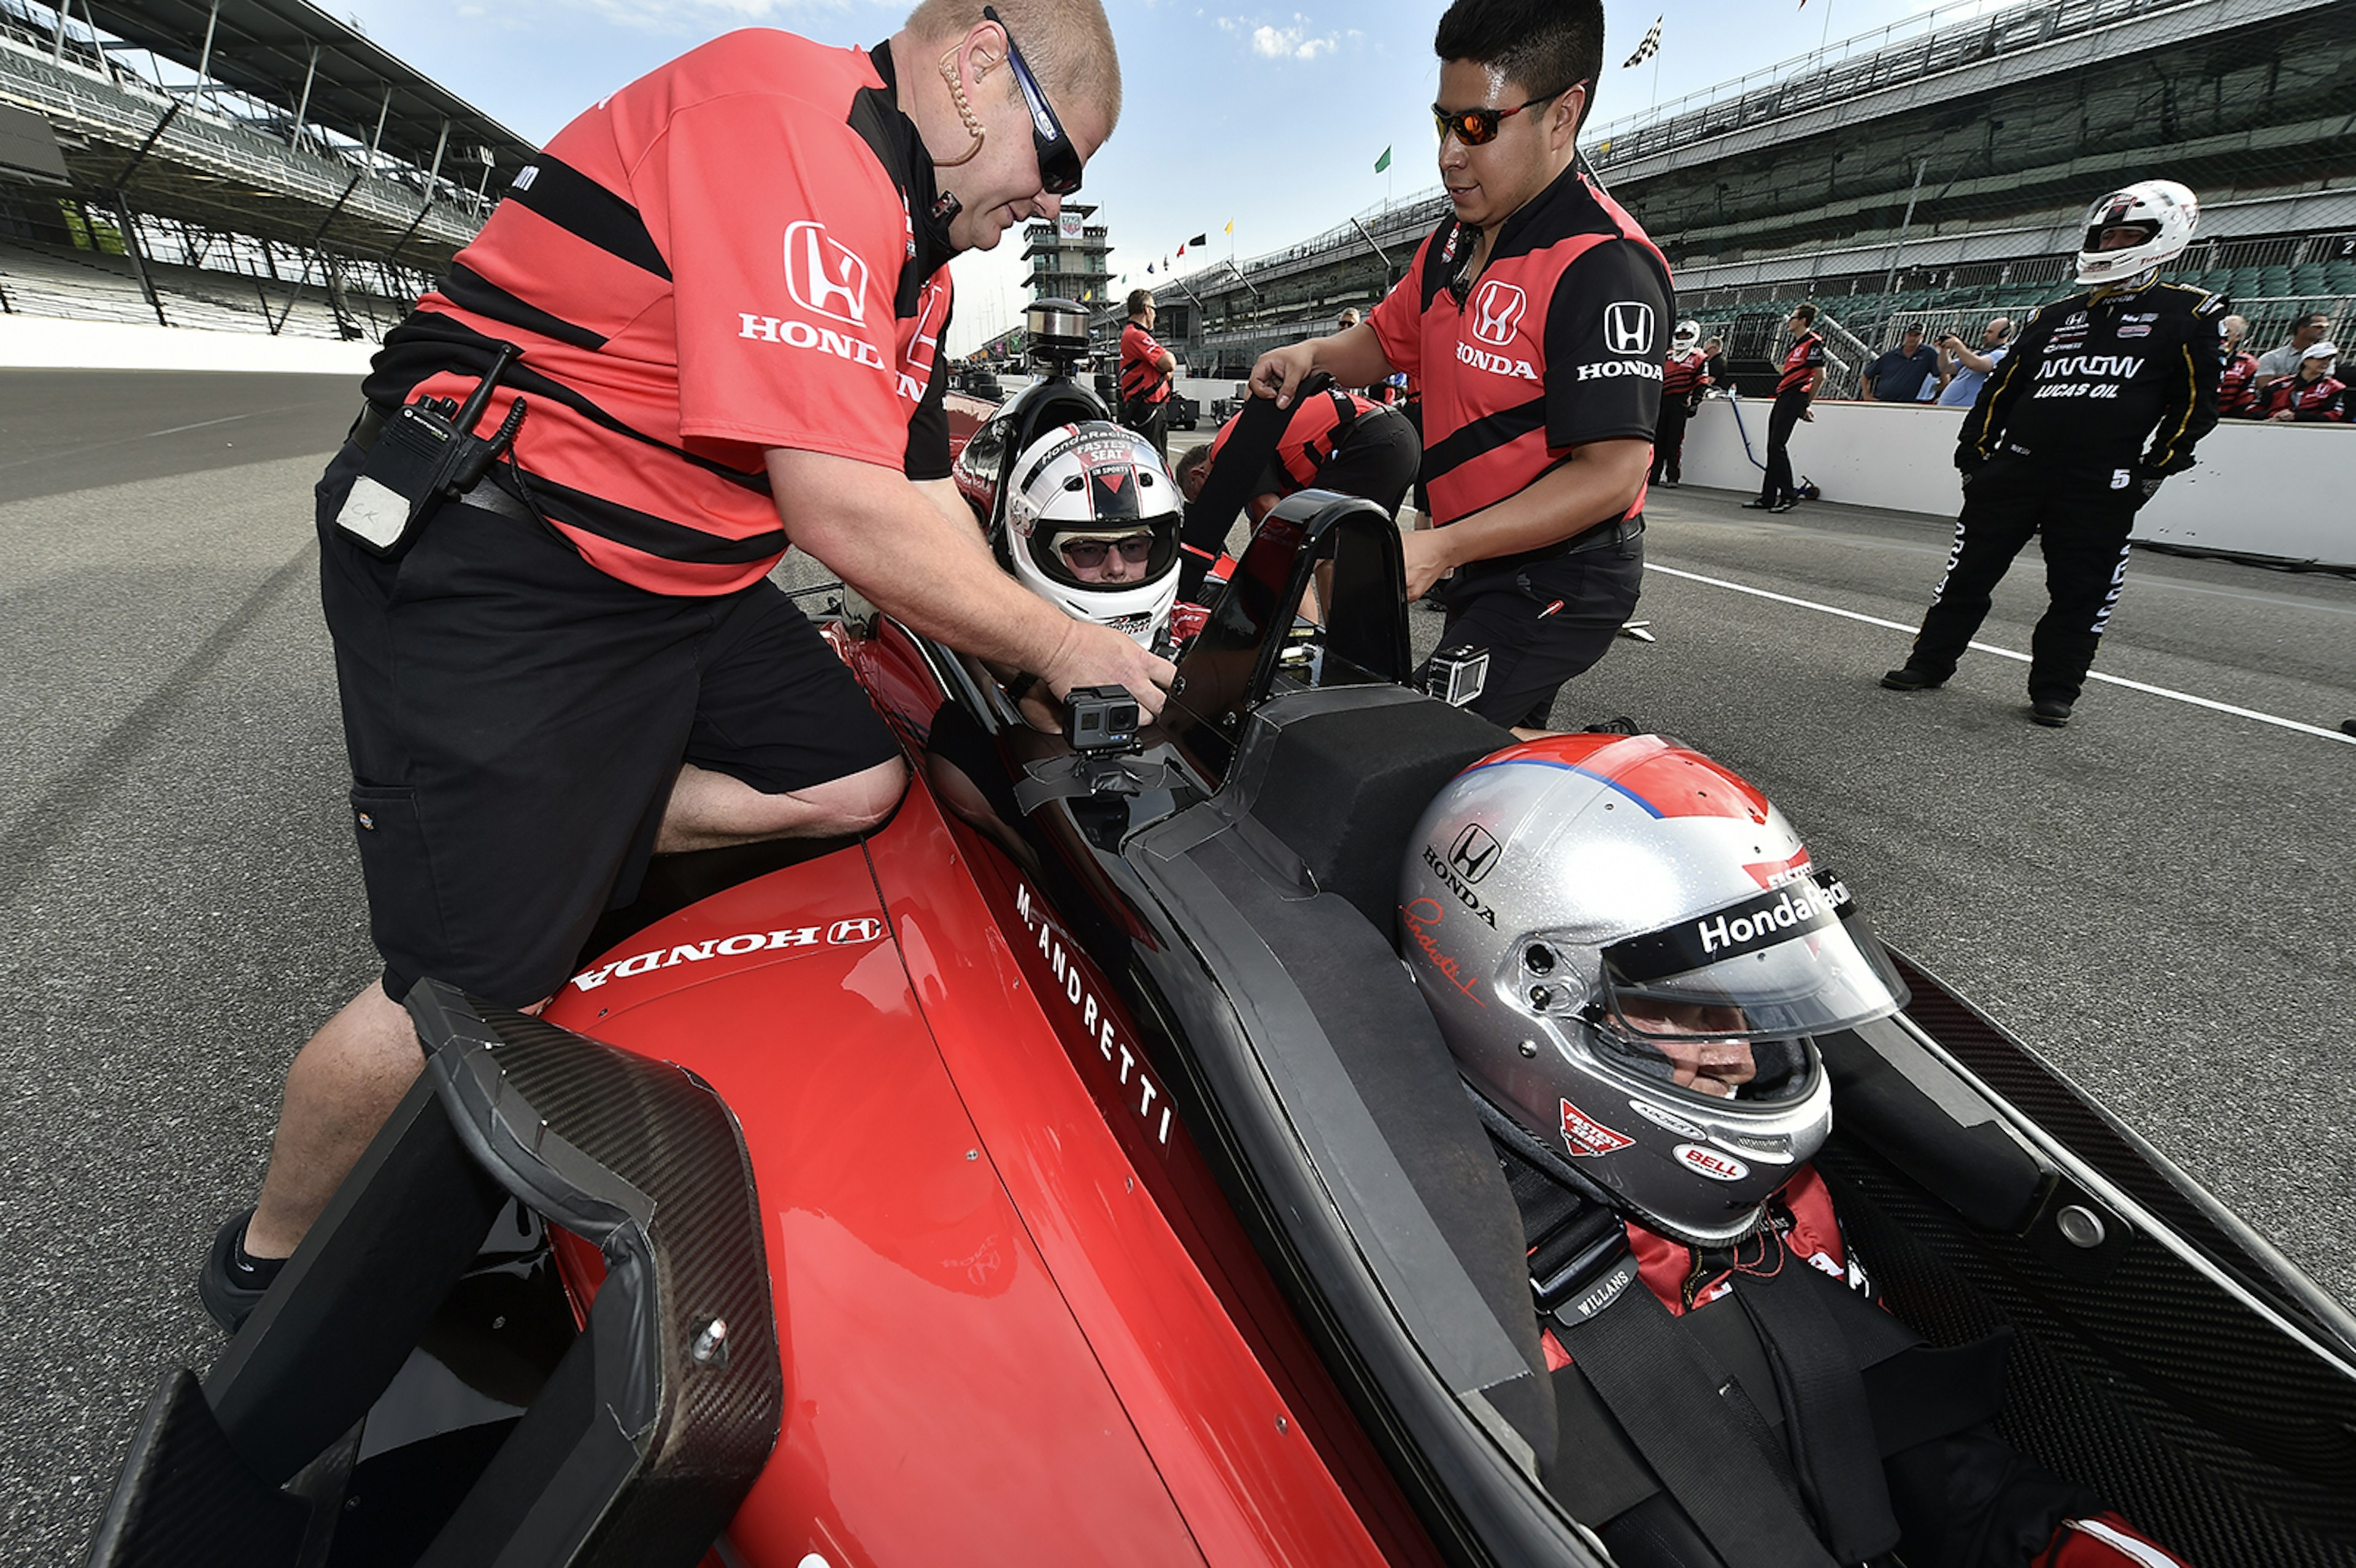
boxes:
[315,443,901,1007]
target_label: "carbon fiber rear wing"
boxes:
[86,981,782,1568]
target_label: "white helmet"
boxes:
[2075,180,2198,286]
[1002,422,1182,650]
[1672,319,1701,352]
[1401,734,1911,1245]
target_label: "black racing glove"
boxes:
[1955,446,1986,488]
[2133,467,2166,507]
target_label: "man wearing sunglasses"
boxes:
[202,0,1166,1329]
[1247,0,1669,734]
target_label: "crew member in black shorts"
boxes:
[201,0,1168,1331]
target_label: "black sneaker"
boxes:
[1741,498,1774,510]
[199,1209,285,1333]
[2343,720,2355,737]
[1769,498,1799,513]
[2030,697,2074,728]
[1879,666,1945,691]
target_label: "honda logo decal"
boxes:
[828,917,885,945]
[1449,823,1502,883]
[783,221,870,326]
[1603,300,1655,356]
[1469,281,1526,346]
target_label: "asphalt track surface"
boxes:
[2,377,2350,1564]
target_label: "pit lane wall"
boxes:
[1673,398,2352,570]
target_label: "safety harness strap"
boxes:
[1737,1264,1904,1564]
[1553,1282,1841,1568]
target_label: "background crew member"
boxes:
[1247,0,1668,734]
[2254,342,2346,421]
[1119,287,1177,459]
[1650,318,1708,487]
[1746,302,1821,512]
[202,0,1165,1329]
[1883,180,2220,729]
[1172,377,1422,566]
[2216,313,2260,415]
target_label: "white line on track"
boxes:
[0,412,255,472]
[1645,561,2356,746]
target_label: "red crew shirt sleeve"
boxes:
[656,94,918,469]
[1369,235,1432,380]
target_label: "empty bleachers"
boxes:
[0,239,402,342]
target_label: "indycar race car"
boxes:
[86,333,2356,1568]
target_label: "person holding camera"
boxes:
[1883,182,2220,729]
[1934,316,2013,406]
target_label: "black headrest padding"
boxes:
[1247,698,1512,932]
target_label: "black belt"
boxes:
[348,403,536,523]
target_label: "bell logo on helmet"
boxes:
[1563,1097,1635,1158]
[1449,823,1503,883]
[1674,1143,1750,1182]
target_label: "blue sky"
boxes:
[335,0,1955,353]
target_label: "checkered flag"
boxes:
[1622,15,1662,67]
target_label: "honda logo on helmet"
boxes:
[1449,823,1502,883]
[1603,301,1655,355]
[784,221,870,326]
[1469,282,1526,346]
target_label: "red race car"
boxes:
[88,363,2356,1568]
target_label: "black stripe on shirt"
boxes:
[439,263,609,353]
[524,469,788,566]
[1421,393,1547,480]
[506,152,672,281]
[369,312,772,494]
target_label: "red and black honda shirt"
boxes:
[1205,383,1380,496]
[1662,348,1709,399]
[1776,332,1825,396]
[1120,321,1172,405]
[1368,166,1673,530]
[2217,348,2260,416]
[2256,373,2349,421]
[365,30,954,597]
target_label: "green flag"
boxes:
[1374,145,1392,173]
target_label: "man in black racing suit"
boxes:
[1882,180,2220,727]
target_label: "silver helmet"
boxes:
[1400,733,1910,1245]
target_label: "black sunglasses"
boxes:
[986,6,1084,196]
[1431,80,1587,148]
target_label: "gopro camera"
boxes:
[1419,644,1490,709]
[1064,685,1142,753]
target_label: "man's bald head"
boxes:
[905,0,1122,128]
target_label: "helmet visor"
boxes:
[1594,869,1910,1045]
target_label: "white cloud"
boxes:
[1249,13,1336,60]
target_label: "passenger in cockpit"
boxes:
[925,422,1184,858]
[1403,732,2193,1568]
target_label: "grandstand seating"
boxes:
[0,238,398,340]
